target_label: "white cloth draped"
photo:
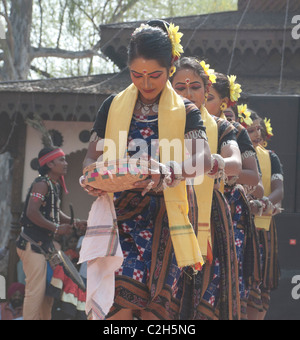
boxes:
[78,195,123,320]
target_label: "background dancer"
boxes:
[16,147,86,320]
[171,57,241,320]
[245,111,284,320]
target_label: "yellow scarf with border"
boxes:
[193,106,217,263]
[218,111,227,193]
[103,81,204,269]
[255,145,272,231]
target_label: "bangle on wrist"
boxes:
[54,223,60,235]
[79,175,86,188]
[207,154,225,179]
[165,161,184,188]
[208,158,219,176]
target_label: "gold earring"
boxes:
[169,65,176,78]
[220,102,227,111]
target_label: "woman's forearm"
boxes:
[237,169,260,186]
[224,157,242,177]
[182,140,211,178]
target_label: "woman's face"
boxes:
[129,57,169,104]
[172,68,205,109]
[247,119,262,147]
[223,107,236,122]
[206,86,226,117]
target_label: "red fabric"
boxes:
[7,282,25,300]
[64,249,79,261]
[38,148,65,167]
[0,303,23,320]
[52,265,86,302]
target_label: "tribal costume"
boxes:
[248,148,283,313]
[90,89,207,320]
[17,150,86,320]
[186,114,240,320]
[224,122,260,319]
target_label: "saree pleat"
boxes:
[107,190,184,320]
[224,185,261,319]
[189,190,240,320]
[247,218,280,312]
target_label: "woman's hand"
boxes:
[79,175,107,197]
[75,219,87,233]
[134,173,161,196]
[85,185,107,197]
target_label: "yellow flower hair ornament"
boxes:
[199,60,217,86]
[264,118,274,139]
[228,75,242,107]
[164,23,184,61]
[238,104,253,128]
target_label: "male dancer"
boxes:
[17,147,86,320]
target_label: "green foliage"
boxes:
[28,0,237,79]
[125,0,237,20]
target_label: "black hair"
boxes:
[230,104,239,121]
[128,19,173,70]
[212,72,231,99]
[249,109,261,122]
[171,56,210,89]
[147,19,169,33]
[260,118,268,141]
[38,147,55,176]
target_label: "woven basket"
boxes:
[83,158,150,193]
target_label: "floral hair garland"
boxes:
[133,23,152,35]
[264,118,274,139]
[237,104,253,128]
[164,23,184,61]
[199,60,217,86]
[227,75,242,107]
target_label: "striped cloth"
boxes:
[78,195,123,320]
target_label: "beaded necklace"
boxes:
[45,174,60,225]
[133,98,159,123]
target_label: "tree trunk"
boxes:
[2,0,33,80]
[0,152,12,250]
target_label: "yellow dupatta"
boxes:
[255,145,272,231]
[218,111,227,193]
[103,81,204,269]
[193,106,218,263]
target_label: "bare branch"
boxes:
[30,64,52,78]
[108,0,140,24]
[38,0,43,47]
[56,0,68,48]
[101,0,111,23]
[31,46,107,60]
[72,0,101,34]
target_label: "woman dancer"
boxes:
[171,57,241,320]
[246,111,284,320]
[80,20,212,320]
[204,73,262,319]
